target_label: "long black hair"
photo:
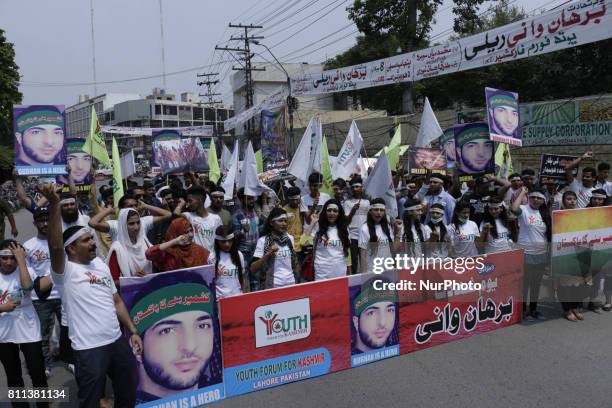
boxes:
[451,200,471,231]
[262,207,288,236]
[214,225,243,287]
[482,198,509,240]
[426,203,447,242]
[317,199,350,256]
[366,198,393,243]
[402,198,424,243]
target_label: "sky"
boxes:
[1,0,563,108]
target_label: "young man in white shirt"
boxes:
[565,150,596,208]
[595,162,612,196]
[175,186,222,258]
[301,172,332,223]
[39,183,143,408]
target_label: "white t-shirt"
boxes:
[480,219,514,254]
[447,220,480,258]
[51,258,121,351]
[570,178,595,208]
[24,236,59,300]
[343,198,370,240]
[311,225,347,280]
[399,223,431,259]
[358,224,394,273]
[107,215,155,242]
[183,212,223,256]
[215,251,245,299]
[0,267,41,343]
[425,223,450,259]
[254,235,295,288]
[595,180,612,197]
[301,192,332,214]
[516,204,548,255]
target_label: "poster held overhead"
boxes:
[485,87,522,146]
[454,122,495,182]
[408,147,447,175]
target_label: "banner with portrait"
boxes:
[485,87,522,146]
[56,138,92,193]
[441,127,456,169]
[407,147,447,175]
[260,109,289,183]
[454,122,495,182]
[120,266,224,407]
[13,104,67,176]
[152,129,209,175]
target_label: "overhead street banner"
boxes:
[224,87,288,132]
[101,125,214,137]
[290,0,610,96]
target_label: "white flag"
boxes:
[120,149,136,179]
[220,143,232,175]
[332,120,363,180]
[364,151,397,219]
[415,97,443,147]
[287,117,322,182]
[221,140,239,200]
[244,141,274,197]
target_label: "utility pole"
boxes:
[196,73,222,106]
[216,23,265,142]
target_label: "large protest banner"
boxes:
[152,129,209,174]
[260,109,289,182]
[224,87,288,132]
[291,0,611,96]
[398,249,524,353]
[539,153,578,181]
[454,122,495,182]
[13,104,67,176]
[219,278,351,397]
[56,138,92,193]
[552,207,612,279]
[120,266,225,407]
[407,147,447,175]
[102,125,213,137]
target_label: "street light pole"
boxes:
[250,40,296,155]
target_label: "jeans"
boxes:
[242,250,258,292]
[32,298,62,367]
[350,239,360,275]
[0,341,49,408]
[73,337,137,408]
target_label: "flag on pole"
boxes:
[332,120,363,180]
[495,143,514,178]
[244,141,274,197]
[364,151,397,218]
[415,97,443,148]
[120,149,136,179]
[111,137,124,208]
[221,140,239,200]
[386,126,402,170]
[287,117,322,183]
[83,106,111,166]
[220,143,232,175]
[208,138,221,183]
[255,149,263,174]
[321,136,334,195]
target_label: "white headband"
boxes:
[371,204,386,210]
[60,198,76,205]
[270,214,288,222]
[326,204,339,210]
[430,177,444,184]
[510,177,521,182]
[288,195,301,200]
[63,227,90,248]
[215,233,234,240]
[406,205,422,211]
[529,192,546,200]
[0,249,13,256]
[407,183,416,188]
[592,193,607,199]
[210,192,225,198]
[429,208,444,214]
[156,186,170,197]
[488,202,503,208]
[351,183,362,188]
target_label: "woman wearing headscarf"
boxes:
[107,209,152,282]
[250,207,299,289]
[145,218,210,272]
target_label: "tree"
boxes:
[0,28,22,149]
[346,0,488,113]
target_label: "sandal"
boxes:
[572,310,584,320]
[564,312,578,322]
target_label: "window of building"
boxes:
[163,105,177,116]
[164,120,178,127]
[218,109,228,121]
[193,107,203,120]
[154,105,162,115]
[204,108,215,121]
[150,120,162,128]
[179,121,191,127]
[178,105,191,120]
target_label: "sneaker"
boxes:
[45,368,51,378]
[67,363,75,374]
[602,303,612,312]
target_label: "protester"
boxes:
[344,177,370,275]
[480,198,514,254]
[233,188,262,291]
[565,150,596,208]
[512,187,551,321]
[106,209,152,281]
[37,183,140,408]
[332,178,348,204]
[308,199,350,280]
[425,203,450,258]
[358,198,402,273]
[250,207,298,289]
[447,201,482,258]
[415,173,455,224]
[594,162,612,196]
[0,240,49,407]
[302,172,332,221]
[400,198,431,259]
[214,225,248,298]
[146,218,210,272]
[208,186,232,227]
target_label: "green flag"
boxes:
[386,126,402,170]
[495,143,513,178]
[321,136,334,195]
[82,106,111,166]
[208,139,221,183]
[255,149,263,174]
[111,137,124,208]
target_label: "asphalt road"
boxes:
[2,209,612,408]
